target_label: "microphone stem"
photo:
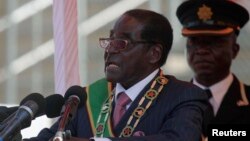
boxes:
[58,105,71,131]
[53,103,72,141]
[53,96,80,141]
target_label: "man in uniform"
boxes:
[176,0,250,137]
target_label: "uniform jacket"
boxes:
[211,75,250,124]
[201,75,250,137]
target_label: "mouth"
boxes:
[194,61,211,65]
[105,62,120,72]
[193,58,213,65]
[193,60,214,69]
[194,61,211,64]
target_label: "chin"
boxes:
[193,65,214,72]
[196,71,214,79]
[105,73,119,83]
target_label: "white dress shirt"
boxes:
[193,73,233,115]
[115,69,159,109]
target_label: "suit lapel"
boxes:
[132,75,170,122]
[112,72,168,136]
[134,74,171,122]
[214,76,243,123]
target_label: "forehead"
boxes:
[110,15,144,39]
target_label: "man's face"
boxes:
[186,33,239,82]
[104,15,152,88]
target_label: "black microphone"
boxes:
[53,85,87,141]
[0,106,18,123]
[0,106,19,132]
[0,93,64,140]
[0,93,45,141]
[0,94,64,130]
[44,94,65,118]
[0,107,21,141]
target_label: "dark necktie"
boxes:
[113,92,131,127]
[205,89,212,99]
[203,89,214,136]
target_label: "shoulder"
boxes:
[162,75,207,101]
[165,75,204,93]
[243,83,250,101]
[232,75,250,100]
[244,83,250,93]
[231,75,250,106]
[158,75,208,114]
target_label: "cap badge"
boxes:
[197,4,213,21]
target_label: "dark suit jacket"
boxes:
[26,75,208,141]
[211,75,250,124]
[201,75,250,137]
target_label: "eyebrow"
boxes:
[109,30,132,39]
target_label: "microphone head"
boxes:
[64,85,87,108]
[45,94,64,118]
[20,93,45,118]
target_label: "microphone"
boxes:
[53,85,87,141]
[44,94,65,118]
[0,93,45,141]
[0,106,18,123]
[0,94,64,140]
[0,106,19,131]
[0,94,64,130]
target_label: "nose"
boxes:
[105,44,120,53]
[194,44,211,55]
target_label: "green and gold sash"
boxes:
[86,78,115,137]
[85,70,168,137]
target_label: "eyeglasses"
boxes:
[99,38,157,51]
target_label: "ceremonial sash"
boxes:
[85,70,168,137]
[86,78,114,137]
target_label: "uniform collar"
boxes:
[193,73,234,114]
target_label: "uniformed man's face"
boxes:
[186,33,239,84]
[104,14,153,89]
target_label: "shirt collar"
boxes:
[115,69,159,102]
[193,73,233,104]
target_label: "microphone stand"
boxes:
[53,96,79,141]
[53,130,71,141]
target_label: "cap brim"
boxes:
[182,27,234,36]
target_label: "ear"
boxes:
[232,43,239,59]
[148,44,163,64]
